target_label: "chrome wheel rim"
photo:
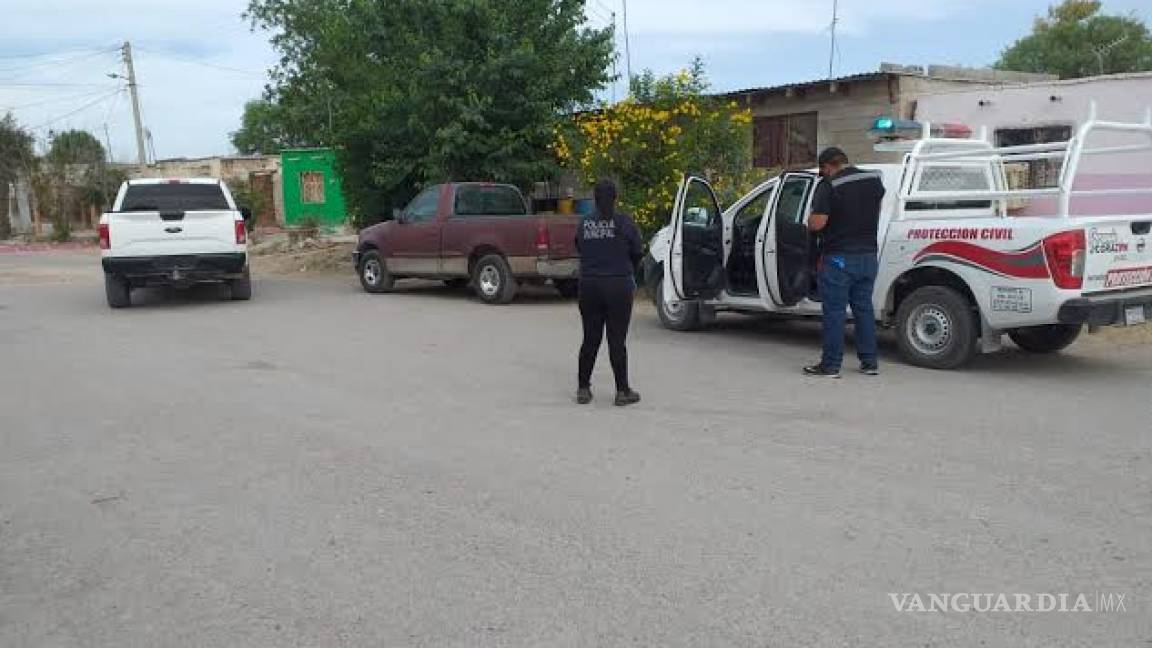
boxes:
[478,265,500,297]
[907,304,952,356]
[363,259,381,286]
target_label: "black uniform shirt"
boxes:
[810,166,886,254]
[575,212,643,278]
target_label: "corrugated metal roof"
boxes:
[718,71,892,98]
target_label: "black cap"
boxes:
[818,146,848,166]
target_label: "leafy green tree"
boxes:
[46,129,105,166]
[996,0,1152,78]
[230,99,307,154]
[247,0,614,226]
[0,114,35,239]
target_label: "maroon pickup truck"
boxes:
[353,183,580,303]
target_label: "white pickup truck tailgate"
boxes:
[1082,219,1152,293]
[106,210,240,257]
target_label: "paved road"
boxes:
[1,250,1150,647]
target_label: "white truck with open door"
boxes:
[645,103,1152,369]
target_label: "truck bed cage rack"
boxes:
[894,101,1152,219]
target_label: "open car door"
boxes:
[667,175,725,301]
[764,172,819,306]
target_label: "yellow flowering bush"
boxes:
[553,59,758,238]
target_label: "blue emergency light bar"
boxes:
[869,117,972,141]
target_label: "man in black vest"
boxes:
[804,147,885,378]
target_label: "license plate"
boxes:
[1124,305,1147,326]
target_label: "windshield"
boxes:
[118,184,231,212]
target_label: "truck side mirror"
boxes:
[239,206,253,221]
[392,207,403,222]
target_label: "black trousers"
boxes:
[577,276,634,391]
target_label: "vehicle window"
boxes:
[118,184,230,212]
[681,180,719,228]
[908,164,992,211]
[405,186,441,222]
[734,188,772,229]
[454,185,527,217]
[773,175,813,225]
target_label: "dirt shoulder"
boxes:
[248,234,354,277]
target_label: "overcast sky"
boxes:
[1,0,1148,162]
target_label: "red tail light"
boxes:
[1042,230,1085,290]
[535,221,550,257]
[235,220,247,245]
[98,222,110,250]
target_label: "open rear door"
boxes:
[668,175,725,300]
[764,172,819,306]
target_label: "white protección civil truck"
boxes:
[644,103,1152,369]
[98,178,253,308]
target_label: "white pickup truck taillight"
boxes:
[1043,230,1086,290]
[98,222,110,250]
[234,220,247,245]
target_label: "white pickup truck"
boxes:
[645,104,1152,369]
[98,178,252,308]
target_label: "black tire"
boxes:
[104,273,130,308]
[653,273,704,331]
[229,267,253,301]
[554,279,579,299]
[472,254,517,304]
[443,278,469,290]
[358,250,395,293]
[1009,324,1082,353]
[895,285,978,369]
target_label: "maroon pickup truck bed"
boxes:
[354,182,581,303]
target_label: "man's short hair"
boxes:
[818,147,849,167]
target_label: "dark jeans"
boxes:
[818,253,879,370]
[578,276,634,391]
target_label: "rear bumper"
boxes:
[536,258,578,279]
[1057,291,1152,326]
[102,253,247,283]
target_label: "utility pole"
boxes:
[828,0,839,79]
[121,41,148,166]
[611,11,618,103]
[622,0,632,95]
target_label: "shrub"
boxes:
[554,59,759,239]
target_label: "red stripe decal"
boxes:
[914,241,1049,279]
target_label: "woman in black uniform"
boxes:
[574,179,643,406]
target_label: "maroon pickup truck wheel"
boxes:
[472,254,517,304]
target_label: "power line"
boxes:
[133,46,267,78]
[25,88,124,131]
[0,82,108,88]
[0,45,118,61]
[0,48,119,76]
[0,85,120,111]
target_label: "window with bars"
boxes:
[300,172,326,204]
[753,112,818,169]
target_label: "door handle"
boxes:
[164,226,183,234]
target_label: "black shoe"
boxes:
[614,389,641,406]
[859,364,879,376]
[576,387,593,404]
[803,364,841,378]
